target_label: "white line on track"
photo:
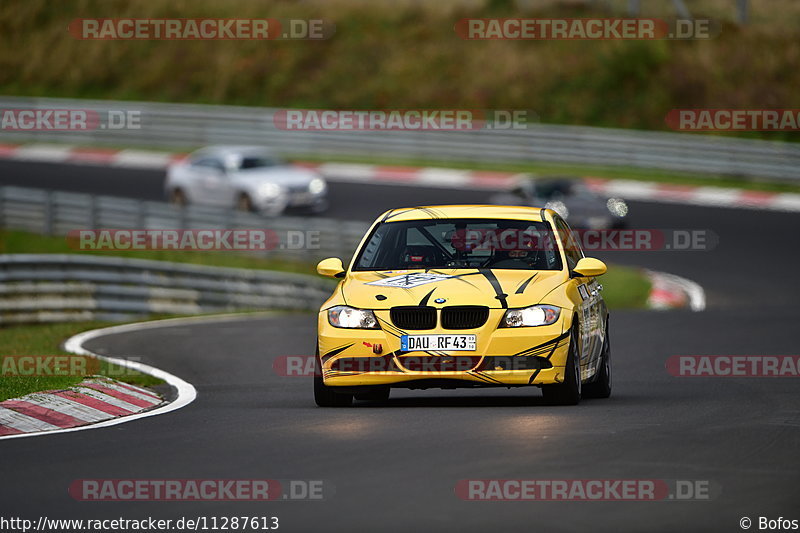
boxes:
[646,269,707,312]
[0,312,273,440]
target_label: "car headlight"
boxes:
[607,197,628,217]
[259,182,283,198]
[308,177,327,195]
[328,305,379,329]
[500,305,560,327]
[545,200,569,219]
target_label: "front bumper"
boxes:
[318,309,571,388]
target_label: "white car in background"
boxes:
[165,146,328,215]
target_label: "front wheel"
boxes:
[313,349,353,407]
[169,188,188,207]
[541,327,581,405]
[236,193,255,213]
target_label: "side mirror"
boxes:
[317,257,346,279]
[571,257,607,278]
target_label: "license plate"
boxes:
[290,192,313,205]
[401,334,476,352]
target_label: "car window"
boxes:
[554,216,584,270]
[534,180,573,199]
[191,157,225,171]
[353,218,563,271]
[239,156,282,169]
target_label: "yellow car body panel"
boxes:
[316,205,607,389]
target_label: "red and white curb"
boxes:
[2,142,799,213]
[0,315,209,440]
[646,269,706,312]
[0,377,163,437]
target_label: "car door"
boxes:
[562,218,606,376]
[554,216,597,377]
[189,156,231,206]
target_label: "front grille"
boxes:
[390,306,436,330]
[441,306,489,329]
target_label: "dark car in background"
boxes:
[491,175,629,230]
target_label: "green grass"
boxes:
[600,264,652,310]
[0,321,164,402]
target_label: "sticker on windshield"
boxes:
[366,273,451,288]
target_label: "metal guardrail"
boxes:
[0,185,369,263]
[0,254,335,324]
[1,96,799,181]
[0,185,366,323]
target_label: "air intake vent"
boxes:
[390,306,436,330]
[441,306,489,329]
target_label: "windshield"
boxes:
[353,218,563,271]
[237,155,283,169]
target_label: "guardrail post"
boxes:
[44,190,54,235]
[89,193,98,229]
[737,0,749,24]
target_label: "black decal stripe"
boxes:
[515,273,538,294]
[385,207,424,221]
[474,371,504,384]
[547,332,570,361]
[513,330,570,357]
[527,368,542,385]
[418,288,436,307]
[378,318,405,338]
[425,270,482,289]
[468,371,496,384]
[321,343,355,363]
[478,269,508,308]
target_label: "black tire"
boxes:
[170,188,187,207]
[542,326,582,405]
[354,386,390,404]
[237,193,255,213]
[583,321,612,399]
[313,348,353,407]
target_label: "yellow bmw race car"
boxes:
[314,205,611,406]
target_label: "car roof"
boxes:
[380,205,550,223]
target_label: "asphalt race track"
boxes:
[1,160,798,531]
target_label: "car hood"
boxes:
[232,166,321,187]
[340,269,567,310]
